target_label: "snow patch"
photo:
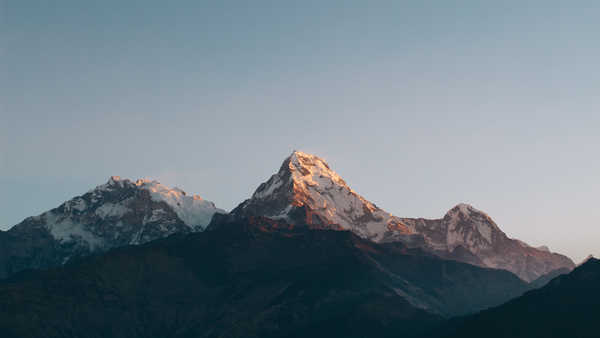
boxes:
[92,176,126,192]
[537,245,550,253]
[136,179,225,229]
[144,208,169,224]
[95,203,130,218]
[253,175,284,199]
[457,203,473,215]
[476,222,492,243]
[44,212,103,250]
[66,198,88,212]
[244,151,408,241]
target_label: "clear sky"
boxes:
[1,1,598,262]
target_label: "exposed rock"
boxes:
[226,151,574,282]
[0,177,224,279]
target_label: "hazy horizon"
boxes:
[2,1,599,263]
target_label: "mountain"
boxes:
[396,204,575,282]
[226,151,574,281]
[0,176,224,279]
[578,254,596,266]
[529,267,571,289]
[229,151,406,239]
[435,258,600,338]
[0,216,533,338]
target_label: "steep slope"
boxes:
[578,254,596,266]
[436,258,600,338]
[529,267,571,289]
[0,176,224,279]
[228,151,574,281]
[231,151,399,238]
[396,204,575,282]
[0,217,533,338]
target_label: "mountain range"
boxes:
[224,151,574,281]
[0,216,531,338]
[0,150,592,337]
[1,151,573,282]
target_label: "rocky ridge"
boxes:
[227,151,574,281]
[0,176,224,278]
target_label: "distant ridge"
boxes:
[436,258,600,338]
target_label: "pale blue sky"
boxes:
[1,1,598,262]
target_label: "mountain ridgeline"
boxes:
[0,177,224,279]
[224,151,574,282]
[433,258,600,338]
[0,151,573,282]
[0,150,587,338]
[0,217,531,338]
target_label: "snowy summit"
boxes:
[9,176,225,265]
[229,150,574,282]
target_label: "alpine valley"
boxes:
[0,151,586,338]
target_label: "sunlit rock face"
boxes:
[231,151,411,239]
[227,151,574,282]
[0,177,225,279]
[398,204,575,282]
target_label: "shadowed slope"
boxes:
[0,217,530,338]
[228,151,574,281]
[435,258,600,338]
[0,176,224,279]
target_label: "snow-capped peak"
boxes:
[91,176,226,229]
[537,245,551,253]
[35,176,226,252]
[287,151,350,188]
[133,178,225,228]
[446,203,485,217]
[235,150,403,240]
[444,203,502,251]
[92,175,126,191]
[5,176,228,275]
[229,151,574,282]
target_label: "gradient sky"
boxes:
[1,1,598,262]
